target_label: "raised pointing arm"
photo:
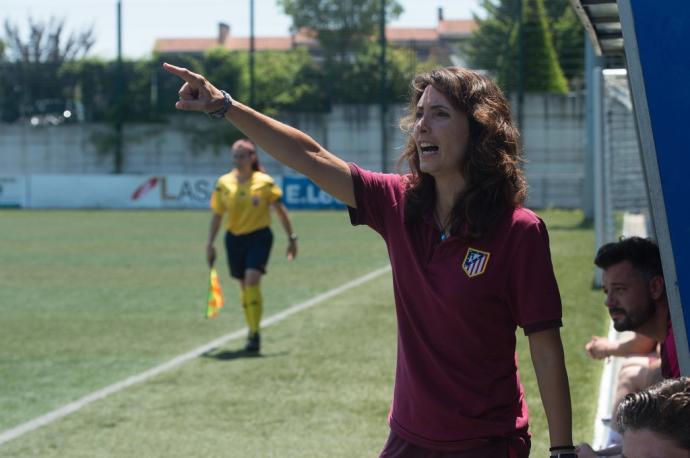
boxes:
[163,63,356,208]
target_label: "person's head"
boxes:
[399,66,526,238]
[231,139,263,173]
[617,377,690,458]
[594,237,665,332]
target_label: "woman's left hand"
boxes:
[287,240,297,261]
[163,62,226,113]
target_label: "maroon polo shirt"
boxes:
[348,164,563,451]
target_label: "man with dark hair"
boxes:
[590,237,679,380]
[617,377,690,457]
[577,237,681,457]
[595,236,663,281]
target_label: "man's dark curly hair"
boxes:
[594,236,663,279]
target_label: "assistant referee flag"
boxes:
[206,268,225,318]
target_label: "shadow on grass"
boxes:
[200,348,289,361]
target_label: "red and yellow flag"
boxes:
[206,267,225,318]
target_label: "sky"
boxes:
[2,0,484,59]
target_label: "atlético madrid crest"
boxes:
[462,247,491,278]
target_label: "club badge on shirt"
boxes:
[462,247,490,278]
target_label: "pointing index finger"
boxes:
[163,62,200,84]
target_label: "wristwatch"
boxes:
[289,233,298,242]
[207,90,233,119]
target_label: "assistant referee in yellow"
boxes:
[207,138,297,352]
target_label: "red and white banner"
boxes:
[11,175,220,209]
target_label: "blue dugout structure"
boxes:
[572,0,690,375]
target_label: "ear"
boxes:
[648,275,665,300]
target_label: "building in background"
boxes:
[153,8,476,66]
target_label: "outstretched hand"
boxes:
[585,335,612,360]
[162,62,226,113]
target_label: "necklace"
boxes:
[434,211,451,241]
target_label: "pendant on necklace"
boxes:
[434,212,449,241]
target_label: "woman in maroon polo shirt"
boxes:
[163,63,575,458]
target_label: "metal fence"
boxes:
[598,69,650,246]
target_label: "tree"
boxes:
[1,17,95,122]
[200,47,324,115]
[462,1,515,76]
[278,0,405,109]
[548,2,585,85]
[506,0,568,93]
[464,0,571,93]
[278,0,403,63]
[328,42,417,104]
[249,49,326,114]
[3,17,94,64]
[203,47,244,98]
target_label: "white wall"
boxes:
[520,93,586,209]
[0,96,587,208]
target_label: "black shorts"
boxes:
[224,227,274,279]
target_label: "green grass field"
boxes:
[0,209,608,457]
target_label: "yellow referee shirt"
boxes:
[210,170,283,235]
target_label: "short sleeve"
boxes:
[347,163,405,236]
[507,217,563,335]
[210,181,226,215]
[267,181,282,204]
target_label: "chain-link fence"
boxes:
[599,69,650,244]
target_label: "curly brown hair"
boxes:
[398,67,526,239]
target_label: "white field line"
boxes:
[0,265,391,446]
